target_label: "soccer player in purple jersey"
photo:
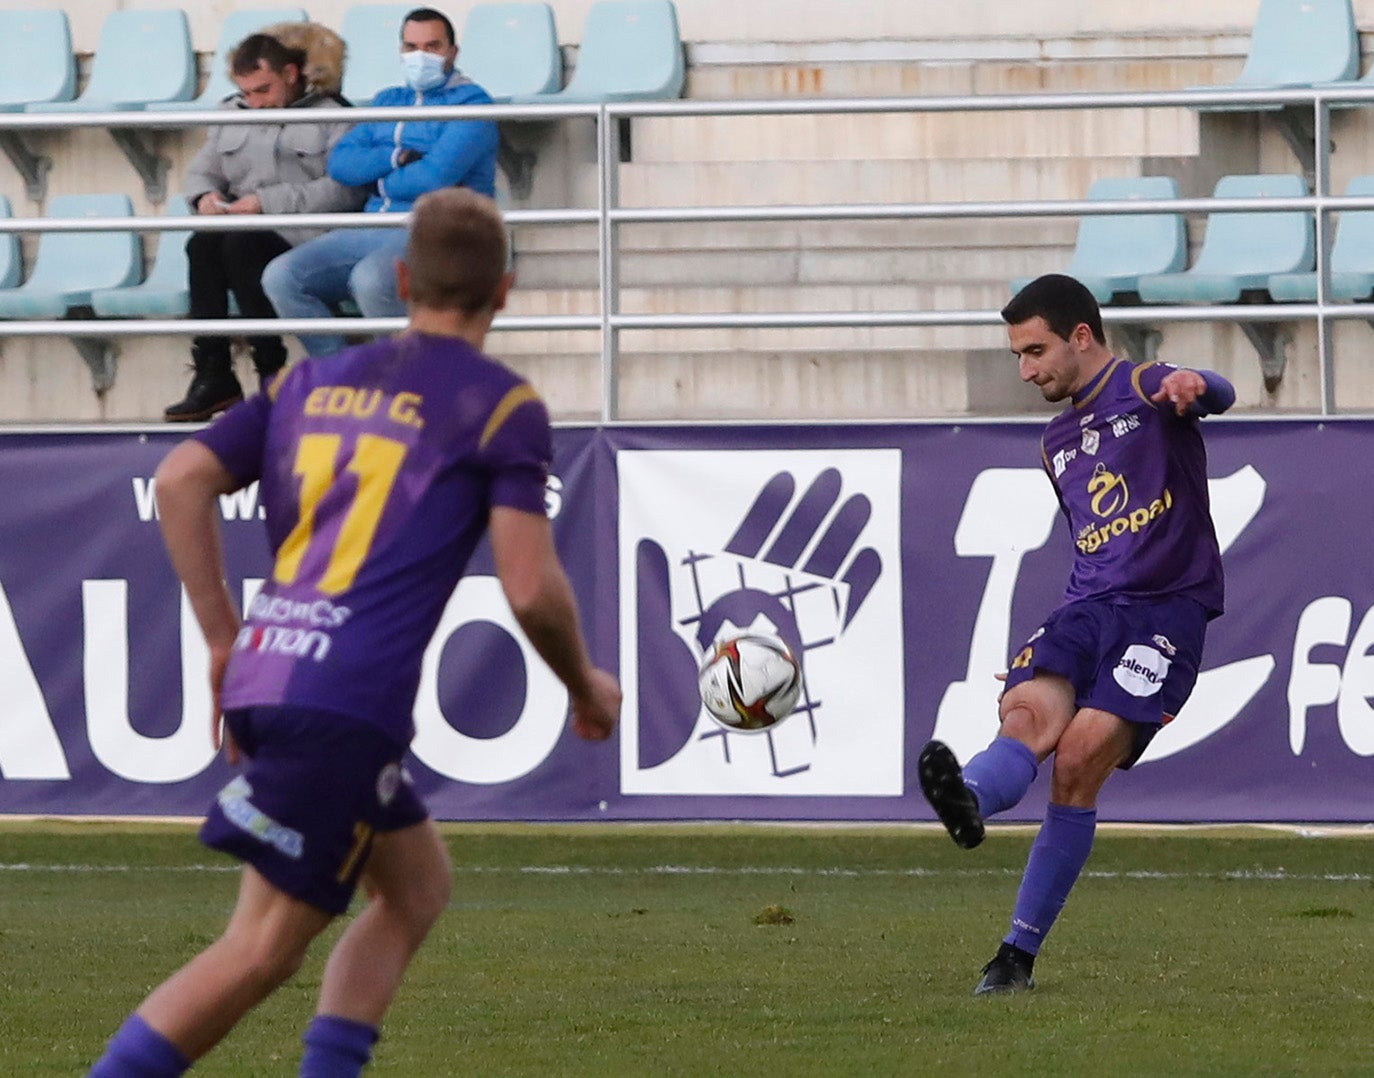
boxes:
[88,188,620,1077]
[917,274,1235,995]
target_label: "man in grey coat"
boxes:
[167,27,366,421]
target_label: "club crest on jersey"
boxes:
[1081,427,1100,455]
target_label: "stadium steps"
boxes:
[627,109,1198,165]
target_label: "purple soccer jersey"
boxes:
[194,332,552,743]
[1040,358,1225,617]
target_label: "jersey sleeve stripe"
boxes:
[479,383,541,450]
[1131,361,1159,404]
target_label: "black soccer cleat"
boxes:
[917,739,985,849]
[973,942,1036,996]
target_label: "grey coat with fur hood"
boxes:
[182,23,366,246]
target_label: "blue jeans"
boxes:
[261,226,409,356]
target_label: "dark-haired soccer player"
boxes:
[918,273,1234,995]
[89,188,620,1076]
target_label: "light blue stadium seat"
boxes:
[0,194,140,318]
[340,4,411,105]
[1011,177,1187,304]
[1187,0,1359,110]
[0,197,21,289]
[510,0,684,104]
[155,8,309,113]
[89,197,193,317]
[460,3,561,102]
[26,10,195,113]
[1136,175,1313,304]
[0,10,76,111]
[1268,175,1374,301]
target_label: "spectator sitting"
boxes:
[260,6,498,357]
[166,25,367,422]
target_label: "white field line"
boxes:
[4,819,1374,837]
[1,862,1372,883]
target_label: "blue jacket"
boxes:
[327,73,498,212]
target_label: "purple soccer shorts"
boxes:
[200,706,429,914]
[1002,595,1209,768]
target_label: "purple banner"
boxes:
[0,421,1370,821]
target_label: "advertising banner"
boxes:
[0,421,1369,822]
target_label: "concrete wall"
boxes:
[2,2,1372,421]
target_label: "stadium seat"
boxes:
[0,194,140,319]
[1011,177,1187,304]
[1186,0,1359,110]
[1267,175,1374,301]
[0,10,76,111]
[89,197,193,318]
[509,0,684,104]
[460,3,561,102]
[155,8,309,113]
[1135,174,1314,304]
[340,4,411,105]
[25,10,196,113]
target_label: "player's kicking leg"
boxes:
[917,740,986,849]
[300,819,452,1076]
[919,674,1074,851]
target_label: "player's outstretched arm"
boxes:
[489,506,620,741]
[1150,367,1236,416]
[155,440,243,753]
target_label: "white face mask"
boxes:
[402,50,448,92]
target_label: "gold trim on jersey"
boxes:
[1131,361,1161,404]
[480,383,541,450]
[1075,357,1124,410]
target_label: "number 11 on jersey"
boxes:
[274,432,409,596]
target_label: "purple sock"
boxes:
[300,1014,380,1078]
[88,1014,189,1077]
[961,735,1039,817]
[1005,802,1097,956]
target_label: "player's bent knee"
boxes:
[226,926,313,992]
[404,854,452,930]
[997,677,1075,758]
[366,828,451,940]
[370,873,449,948]
[1049,723,1128,803]
[416,873,452,933]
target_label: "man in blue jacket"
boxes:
[261,7,498,357]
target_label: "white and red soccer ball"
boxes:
[697,632,803,733]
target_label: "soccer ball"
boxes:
[698,632,803,733]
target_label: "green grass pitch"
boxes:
[2,821,1371,1075]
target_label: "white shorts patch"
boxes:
[1113,644,1171,698]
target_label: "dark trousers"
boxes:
[187,229,292,377]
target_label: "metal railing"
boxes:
[1,84,1372,418]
